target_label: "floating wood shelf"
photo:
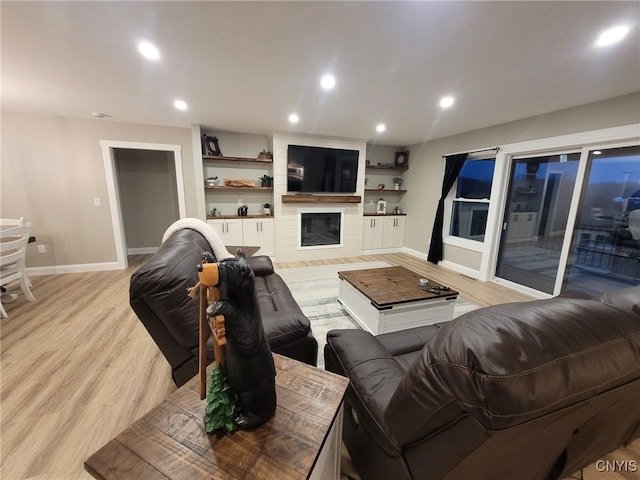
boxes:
[206,214,273,220]
[365,189,407,193]
[365,164,408,171]
[203,154,273,164]
[205,186,273,191]
[363,213,407,216]
[281,194,361,204]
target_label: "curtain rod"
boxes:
[442,146,500,158]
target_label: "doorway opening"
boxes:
[101,141,186,269]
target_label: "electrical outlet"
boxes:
[369,199,374,205]
[37,244,46,254]
[93,197,102,207]
[237,198,243,205]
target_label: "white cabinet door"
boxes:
[225,219,244,245]
[382,216,406,248]
[206,219,243,245]
[242,218,275,256]
[362,217,384,250]
[507,212,537,240]
[243,219,260,247]
[259,219,275,256]
[206,219,225,240]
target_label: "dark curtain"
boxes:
[427,153,469,264]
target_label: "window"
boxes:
[448,157,495,242]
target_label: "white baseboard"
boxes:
[361,247,404,255]
[26,262,123,276]
[439,260,482,280]
[127,247,159,255]
[399,247,483,280]
[401,246,428,260]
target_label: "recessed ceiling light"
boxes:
[595,26,629,47]
[376,124,386,133]
[138,41,160,60]
[439,96,455,108]
[320,74,336,90]
[289,113,299,124]
[174,99,188,111]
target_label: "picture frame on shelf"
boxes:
[394,151,409,168]
[377,198,387,215]
[204,135,222,156]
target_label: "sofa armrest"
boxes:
[598,286,640,317]
[261,311,311,347]
[247,255,274,276]
[375,324,442,357]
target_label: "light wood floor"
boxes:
[1,253,638,479]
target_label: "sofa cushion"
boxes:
[384,297,640,448]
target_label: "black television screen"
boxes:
[287,145,359,193]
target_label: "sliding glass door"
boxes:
[495,153,580,294]
[562,145,640,297]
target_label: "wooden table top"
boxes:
[338,265,458,308]
[226,245,260,257]
[85,354,348,480]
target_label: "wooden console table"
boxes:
[85,354,349,480]
[225,245,260,257]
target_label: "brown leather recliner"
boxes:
[325,286,640,480]
[130,228,318,387]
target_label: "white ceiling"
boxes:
[2,1,639,147]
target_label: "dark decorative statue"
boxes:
[206,253,277,429]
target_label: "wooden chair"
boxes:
[0,217,32,288]
[1,224,36,318]
[0,217,26,229]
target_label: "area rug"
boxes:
[276,261,478,369]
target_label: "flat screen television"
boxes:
[287,145,359,193]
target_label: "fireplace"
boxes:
[298,209,344,248]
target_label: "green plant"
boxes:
[263,203,271,208]
[210,207,219,216]
[204,364,237,434]
[392,177,403,186]
[260,174,273,182]
[207,176,218,180]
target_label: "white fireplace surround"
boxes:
[297,208,345,250]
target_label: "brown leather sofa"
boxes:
[130,228,317,386]
[325,286,640,480]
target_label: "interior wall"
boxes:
[0,110,194,269]
[114,148,179,251]
[3,93,637,271]
[403,92,640,269]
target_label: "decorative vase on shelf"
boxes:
[394,184,400,190]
